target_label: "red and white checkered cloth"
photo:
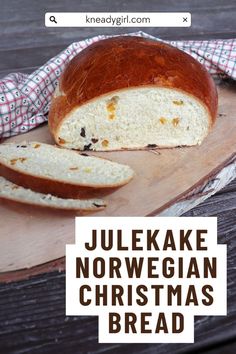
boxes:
[0,31,235,138]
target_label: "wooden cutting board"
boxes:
[0,81,236,278]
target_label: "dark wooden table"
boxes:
[0,0,236,353]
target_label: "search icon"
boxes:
[49,15,57,24]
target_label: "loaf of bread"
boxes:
[0,142,134,198]
[0,176,106,211]
[48,36,218,151]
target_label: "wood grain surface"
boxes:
[0,0,236,353]
[1,82,236,274]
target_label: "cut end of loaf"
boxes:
[55,87,211,151]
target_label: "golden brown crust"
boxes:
[0,162,129,199]
[48,36,218,141]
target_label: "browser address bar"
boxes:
[45,12,191,28]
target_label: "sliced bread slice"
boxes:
[0,176,106,211]
[0,142,134,198]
